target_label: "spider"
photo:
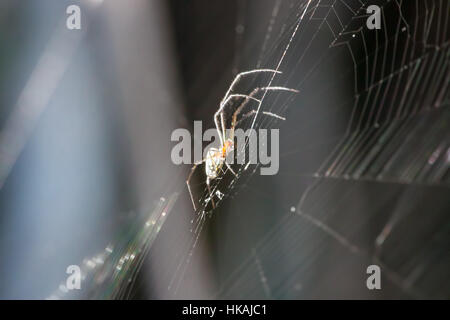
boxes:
[186,69,298,211]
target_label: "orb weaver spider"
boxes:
[186,69,298,211]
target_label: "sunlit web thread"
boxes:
[168,208,208,295]
[248,0,312,133]
[171,0,449,298]
[216,186,427,299]
[213,0,449,299]
[227,0,314,180]
[168,1,314,295]
[270,0,450,182]
[256,0,283,68]
[315,1,450,184]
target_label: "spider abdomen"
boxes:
[205,148,224,179]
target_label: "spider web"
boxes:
[164,0,450,299]
[40,0,449,299]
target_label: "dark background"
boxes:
[0,0,448,299]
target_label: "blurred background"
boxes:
[0,0,449,299]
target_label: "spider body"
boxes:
[186,69,298,211]
[205,139,233,180]
[205,148,223,180]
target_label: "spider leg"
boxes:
[260,86,299,93]
[230,86,298,137]
[214,111,225,148]
[186,159,205,211]
[221,94,261,106]
[215,69,283,145]
[214,94,261,147]
[235,110,286,127]
[222,69,282,103]
[206,177,216,209]
[225,162,237,177]
[217,87,293,144]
